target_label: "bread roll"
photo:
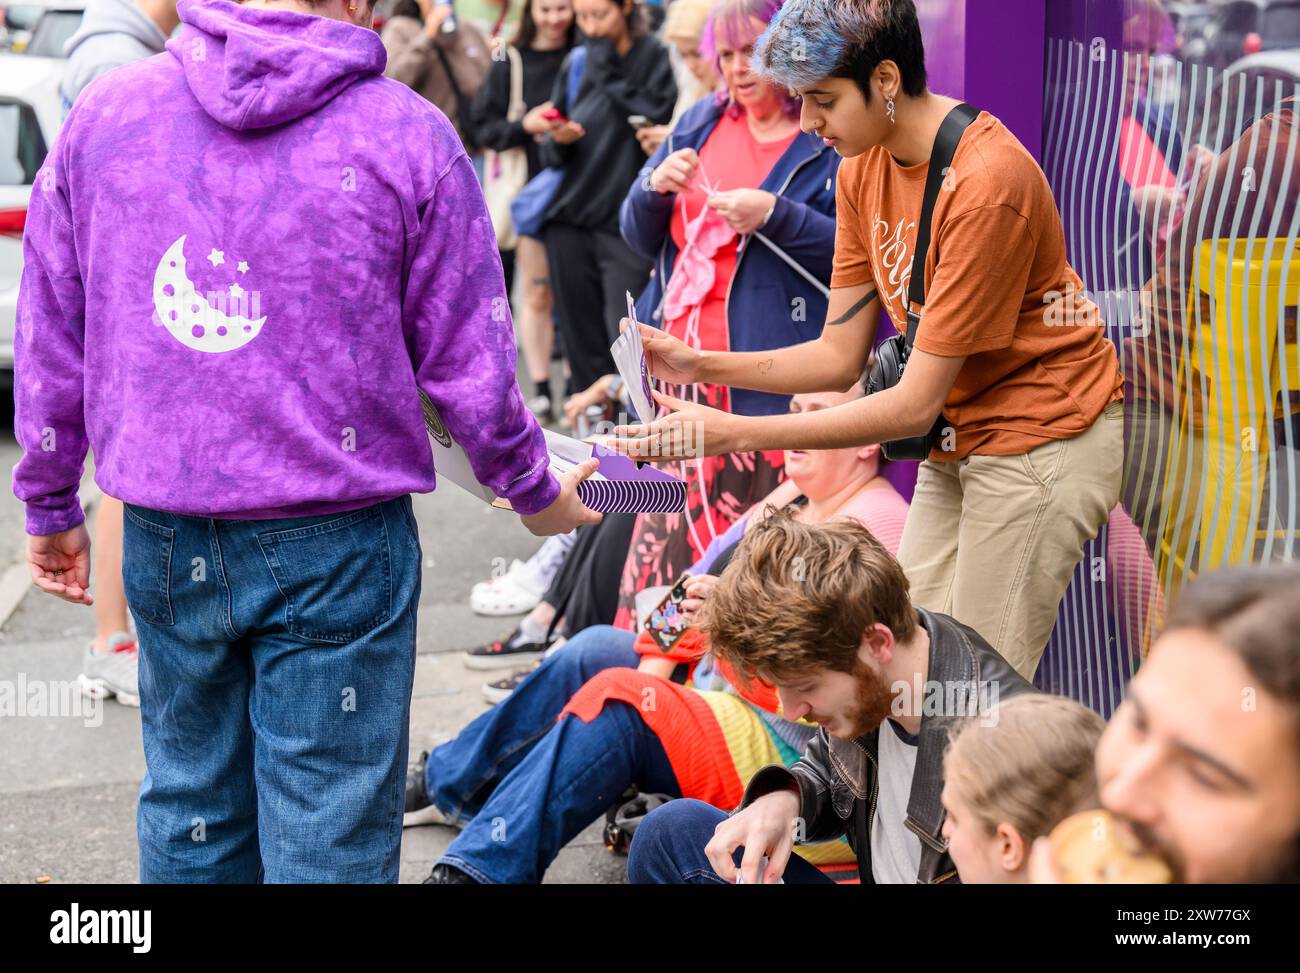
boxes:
[1049,810,1173,884]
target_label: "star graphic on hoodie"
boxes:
[207,249,225,268]
[229,283,245,299]
[237,260,250,274]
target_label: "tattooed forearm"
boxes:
[826,290,877,326]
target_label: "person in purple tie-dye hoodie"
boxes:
[14,0,600,883]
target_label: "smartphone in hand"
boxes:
[645,574,692,653]
[542,107,571,124]
[437,0,457,33]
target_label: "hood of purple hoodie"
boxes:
[167,0,387,130]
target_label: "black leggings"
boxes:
[544,222,651,395]
[543,511,637,638]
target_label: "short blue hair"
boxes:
[754,0,927,99]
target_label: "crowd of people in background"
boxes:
[22,0,1299,886]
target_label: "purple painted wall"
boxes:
[917,0,966,102]
[918,0,1046,157]
[963,0,1046,156]
[878,0,1049,503]
[1046,0,1123,50]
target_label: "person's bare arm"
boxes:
[638,283,880,395]
[728,347,965,452]
[637,655,677,679]
[615,346,965,459]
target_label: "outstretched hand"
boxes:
[612,389,739,461]
[616,320,702,386]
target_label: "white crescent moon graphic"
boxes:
[152,235,267,353]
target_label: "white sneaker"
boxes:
[78,632,140,707]
[469,559,544,616]
[526,394,553,420]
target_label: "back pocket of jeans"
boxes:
[257,506,392,644]
[122,505,175,627]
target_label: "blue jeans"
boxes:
[122,496,422,883]
[428,626,678,882]
[426,624,641,821]
[627,799,836,884]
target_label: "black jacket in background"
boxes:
[741,607,1038,885]
[470,45,569,181]
[540,34,676,230]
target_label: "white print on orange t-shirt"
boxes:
[872,215,916,323]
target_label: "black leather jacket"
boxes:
[740,607,1036,884]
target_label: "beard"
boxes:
[1123,818,1188,883]
[840,659,896,740]
[1208,831,1300,884]
[1123,816,1300,884]
[1269,839,1300,884]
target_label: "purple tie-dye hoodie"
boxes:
[13,0,558,535]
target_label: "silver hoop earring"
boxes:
[886,96,896,124]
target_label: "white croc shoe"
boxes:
[469,559,543,616]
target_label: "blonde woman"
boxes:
[637,0,718,155]
[941,695,1105,883]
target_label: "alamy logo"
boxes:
[49,903,151,953]
[0,675,101,727]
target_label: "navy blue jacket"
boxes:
[619,96,839,417]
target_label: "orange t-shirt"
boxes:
[831,110,1124,459]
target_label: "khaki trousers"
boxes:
[896,401,1124,679]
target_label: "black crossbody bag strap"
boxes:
[902,102,981,352]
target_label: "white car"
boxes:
[0,55,65,388]
[2,1,84,55]
[0,2,82,388]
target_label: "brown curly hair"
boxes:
[697,507,917,685]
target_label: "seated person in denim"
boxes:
[627,513,1034,885]
[409,388,909,883]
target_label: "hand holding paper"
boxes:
[420,291,697,515]
[421,390,687,514]
[613,388,739,462]
[609,291,659,423]
[620,320,703,386]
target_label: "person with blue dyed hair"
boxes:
[608,0,840,634]
[614,0,1126,684]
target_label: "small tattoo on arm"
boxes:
[827,290,877,326]
[757,358,774,375]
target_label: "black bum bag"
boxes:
[868,318,950,461]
